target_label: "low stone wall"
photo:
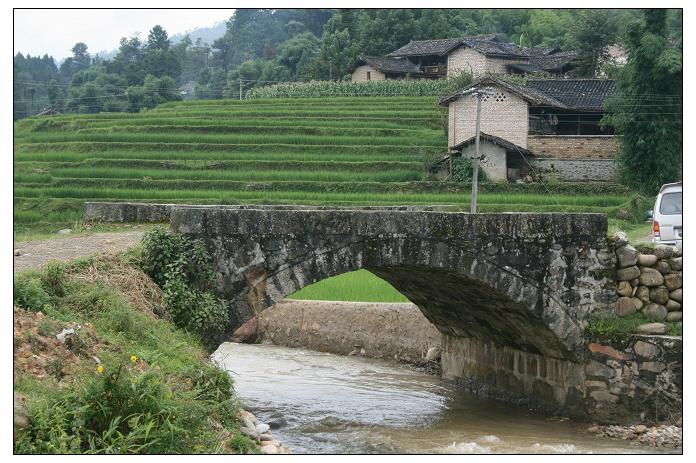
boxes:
[583,335,682,424]
[527,135,619,159]
[234,299,442,364]
[613,238,682,328]
[531,158,617,182]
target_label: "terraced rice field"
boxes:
[14,96,632,237]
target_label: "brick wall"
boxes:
[527,135,619,159]
[351,65,385,82]
[448,87,528,148]
[447,47,488,77]
[531,158,617,181]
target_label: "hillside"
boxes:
[13,97,633,237]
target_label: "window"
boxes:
[367,71,371,81]
[659,192,682,215]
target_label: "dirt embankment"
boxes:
[232,299,442,364]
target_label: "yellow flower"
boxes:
[97,365,104,374]
[130,355,138,363]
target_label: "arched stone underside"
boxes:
[169,206,616,362]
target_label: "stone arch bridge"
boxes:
[85,202,617,416]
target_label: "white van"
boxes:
[651,182,682,245]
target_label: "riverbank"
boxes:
[12,253,260,454]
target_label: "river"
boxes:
[213,342,673,454]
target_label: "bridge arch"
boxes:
[163,205,614,363]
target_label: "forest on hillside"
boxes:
[14,8,682,119]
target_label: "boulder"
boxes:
[656,261,672,275]
[633,340,660,359]
[648,287,669,305]
[616,245,639,267]
[636,323,667,335]
[615,297,637,317]
[644,303,667,321]
[653,245,674,259]
[637,254,658,266]
[663,273,682,291]
[230,316,259,343]
[669,288,682,303]
[617,266,640,281]
[636,286,651,303]
[613,231,629,247]
[639,268,664,287]
[668,257,682,271]
[631,297,644,311]
[616,297,637,317]
[666,299,681,312]
[425,347,441,361]
[666,311,682,322]
[585,360,615,379]
[630,278,640,288]
[616,281,633,297]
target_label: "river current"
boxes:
[213,342,673,454]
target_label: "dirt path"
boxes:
[13,231,144,273]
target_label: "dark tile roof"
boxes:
[524,47,562,57]
[451,132,532,156]
[463,37,528,59]
[524,79,616,111]
[506,62,543,74]
[440,77,615,111]
[439,77,567,108]
[348,55,421,74]
[386,34,498,57]
[528,51,577,72]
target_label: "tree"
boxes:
[603,9,682,194]
[147,25,171,51]
[571,10,617,77]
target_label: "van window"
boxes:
[659,192,682,215]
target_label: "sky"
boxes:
[14,9,234,61]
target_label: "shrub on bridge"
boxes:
[140,227,228,350]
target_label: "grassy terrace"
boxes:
[14,96,637,240]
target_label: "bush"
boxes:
[451,157,489,183]
[14,276,52,312]
[140,228,229,349]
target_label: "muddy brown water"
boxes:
[213,343,676,454]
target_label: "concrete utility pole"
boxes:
[239,79,243,100]
[471,91,483,213]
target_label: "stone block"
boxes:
[669,288,682,303]
[590,390,619,403]
[636,286,650,303]
[631,297,644,311]
[663,273,682,291]
[656,261,672,275]
[616,281,632,297]
[639,268,664,287]
[636,323,666,335]
[616,245,638,268]
[666,299,681,312]
[613,231,628,247]
[617,266,640,281]
[588,342,630,360]
[648,287,669,305]
[633,340,659,359]
[615,297,637,317]
[637,254,658,266]
[585,360,615,379]
[668,257,682,271]
[644,303,667,321]
[639,361,665,373]
[666,311,682,322]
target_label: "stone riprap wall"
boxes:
[613,237,683,328]
[531,159,617,182]
[234,300,442,364]
[584,336,682,423]
[527,135,619,159]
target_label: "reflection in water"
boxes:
[213,343,673,454]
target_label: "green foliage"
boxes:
[589,312,681,337]
[603,9,682,194]
[570,9,618,77]
[246,80,453,98]
[290,269,408,303]
[451,157,489,183]
[140,228,228,348]
[14,276,53,312]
